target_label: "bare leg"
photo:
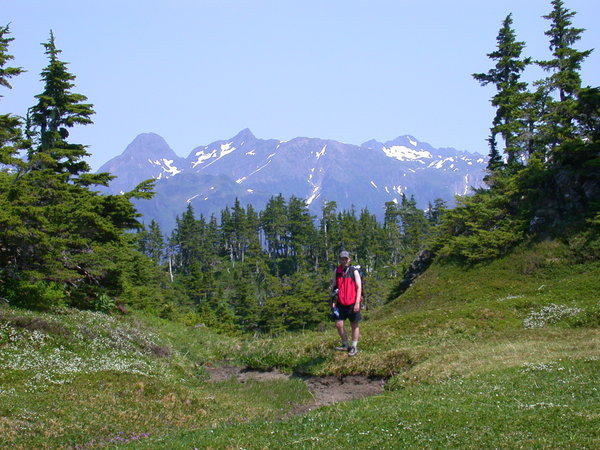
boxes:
[350,321,360,344]
[335,320,346,342]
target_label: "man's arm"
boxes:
[353,268,362,311]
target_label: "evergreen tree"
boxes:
[170,203,201,274]
[261,194,287,260]
[337,207,360,256]
[383,200,402,269]
[138,219,164,265]
[0,24,27,169]
[356,207,380,271]
[231,198,247,262]
[537,0,593,157]
[473,13,531,166]
[286,196,316,270]
[1,32,153,308]
[28,31,96,178]
[244,204,262,259]
[0,24,28,284]
[229,265,260,331]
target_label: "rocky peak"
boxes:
[122,133,179,160]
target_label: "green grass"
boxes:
[1,239,598,448]
[135,359,599,449]
[0,308,311,447]
[230,240,599,381]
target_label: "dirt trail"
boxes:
[204,365,385,414]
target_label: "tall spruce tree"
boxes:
[473,13,531,167]
[28,31,96,178]
[537,0,593,156]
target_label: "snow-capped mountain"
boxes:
[96,133,186,194]
[98,129,487,231]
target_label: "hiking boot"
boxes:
[347,346,358,356]
[334,344,349,351]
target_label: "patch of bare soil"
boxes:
[203,365,385,415]
[204,365,290,383]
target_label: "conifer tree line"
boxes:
[136,194,445,333]
[434,0,599,262]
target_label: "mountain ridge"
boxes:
[97,129,488,231]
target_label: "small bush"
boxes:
[87,293,116,312]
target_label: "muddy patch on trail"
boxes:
[297,375,385,412]
[203,365,385,414]
[204,365,290,383]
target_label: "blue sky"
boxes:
[2,0,599,170]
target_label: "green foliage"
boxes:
[431,183,527,263]
[0,30,173,314]
[166,193,428,334]
[437,1,598,263]
[1,279,66,310]
[473,13,531,167]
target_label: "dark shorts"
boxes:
[331,303,362,323]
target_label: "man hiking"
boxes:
[331,250,362,356]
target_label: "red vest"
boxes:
[335,265,358,305]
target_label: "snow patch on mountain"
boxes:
[306,187,321,205]
[408,137,417,147]
[192,142,239,169]
[163,159,181,176]
[383,145,432,161]
[429,157,454,169]
[370,180,378,189]
[146,158,181,176]
[191,149,216,168]
[316,145,327,159]
[220,142,235,155]
[247,160,272,178]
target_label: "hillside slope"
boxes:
[1,239,598,448]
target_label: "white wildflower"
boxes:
[523,303,582,328]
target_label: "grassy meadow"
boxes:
[1,239,598,448]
